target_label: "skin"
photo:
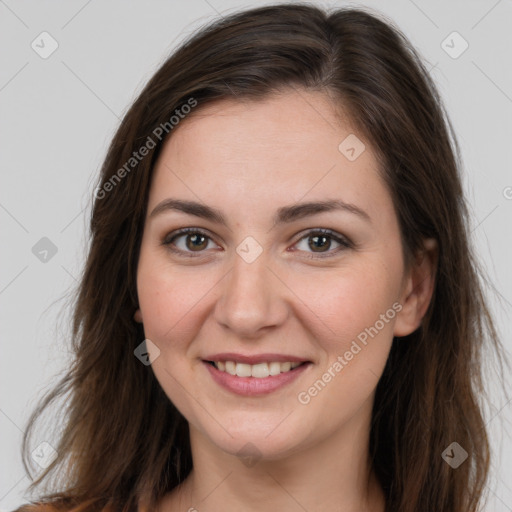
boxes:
[134,89,437,512]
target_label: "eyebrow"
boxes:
[149,198,371,226]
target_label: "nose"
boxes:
[213,248,289,339]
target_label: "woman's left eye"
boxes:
[292,229,353,258]
[162,228,352,258]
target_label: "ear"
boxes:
[134,308,143,323]
[393,238,438,337]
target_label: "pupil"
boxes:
[188,234,207,251]
[310,235,329,252]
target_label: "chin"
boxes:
[200,418,309,462]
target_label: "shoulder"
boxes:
[11,502,116,512]
[12,505,60,512]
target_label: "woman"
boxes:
[16,3,502,511]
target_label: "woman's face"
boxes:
[136,89,420,460]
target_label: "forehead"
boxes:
[147,89,393,227]
[166,90,356,164]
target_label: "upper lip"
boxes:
[202,353,311,365]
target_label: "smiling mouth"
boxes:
[204,360,308,378]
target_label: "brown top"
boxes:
[14,502,148,512]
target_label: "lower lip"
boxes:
[203,361,311,396]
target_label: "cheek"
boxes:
[136,256,212,417]
[289,259,400,350]
[136,255,215,344]
[292,264,399,434]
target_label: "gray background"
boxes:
[1,0,511,510]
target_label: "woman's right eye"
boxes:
[162,228,218,257]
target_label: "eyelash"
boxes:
[161,227,353,259]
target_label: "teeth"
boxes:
[213,360,303,377]
[269,362,281,376]
[225,361,236,375]
[235,363,252,377]
[281,362,291,372]
[251,363,269,378]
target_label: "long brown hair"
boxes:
[16,4,504,511]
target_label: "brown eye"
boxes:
[163,228,217,256]
[293,229,352,258]
[308,234,332,252]
[184,233,209,251]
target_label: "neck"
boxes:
[160,409,386,512]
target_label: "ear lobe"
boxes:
[393,238,438,337]
[134,308,143,323]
